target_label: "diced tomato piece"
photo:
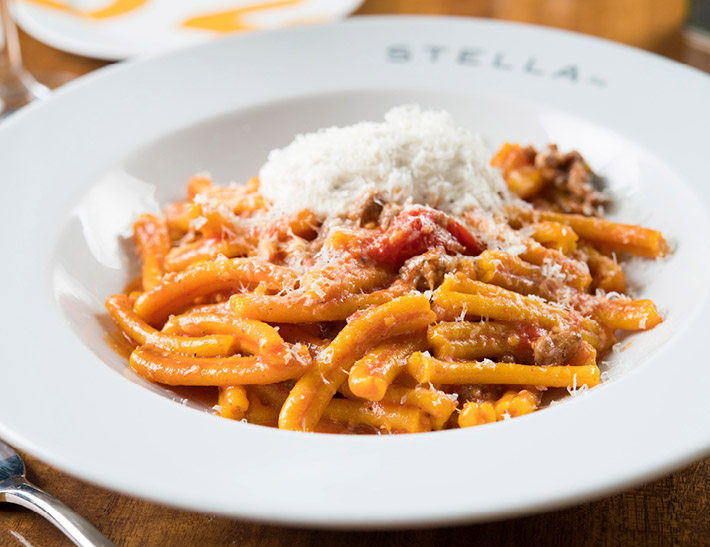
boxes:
[511,322,547,351]
[365,206,482,267]
[446,216,481,256]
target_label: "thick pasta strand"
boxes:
[248,383,432,433]
[162,313,293,365]
[433,282,565,330]
[490,143,544,199]
[130,345,310,386]
[275,324,331,352]
[190,177,265,215]
[134,258,298,326]
[133,214,171,291]
[243,395,280,427]
[525,221,579,255]
[464,210,592,290]
[458,401,497,428]
[408,352,600,388]
[250,384,290,407]
[164,202,193,235]
[230,283,409,323]
[322,399,432,434]
[380,385,457,430]
[175,301,233,316]
[580,243,627,294]
[348,336,425,401]
[594,298,662,331]
[456,388,541,427]
[105,294,234,357]
[517,244,592,291]
[427,321,533,362]
[299,259,393,302]
[475,250,648,333]
[493,389,541,419]
[218,385,250,420]
[434,275,617,352]
[278,294,436,432]
[261,208,319,241]
[509,206,669,258]
[164,239,251,272]
[475,250,573,302]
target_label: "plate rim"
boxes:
[2,15,710,527]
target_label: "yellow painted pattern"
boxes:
[282,15,329,27]
[24,0,149,19]
[182,0,305,33]
[23,0,316,31]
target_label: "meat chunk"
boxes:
[444,384,503,406]
[534,145,608,216]
[532,331,583,367]
[346,188,384,227]
[492,143,608,217]
[399,249,466,291]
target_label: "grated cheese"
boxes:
[468,209,528,256]
[259,105,511,217]
[457,303,468,322]
[190,216,207,230]
[540,259,567,284]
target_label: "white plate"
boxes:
[1,17,710,528]
[14,0,364,60]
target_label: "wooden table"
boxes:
[5,1,709,545]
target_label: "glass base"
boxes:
[0,66,76,120]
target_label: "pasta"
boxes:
[106,139,667,434]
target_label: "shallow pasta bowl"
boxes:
[1,16,710,527]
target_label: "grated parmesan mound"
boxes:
[258,105,511,217]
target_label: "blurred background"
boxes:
[7,0,710,77]
[356,0,709,70]
[688,0,710,69]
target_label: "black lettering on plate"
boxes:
[457,48,483,66]
[588,76,606,87]
[382,46,606,89]
[524,57,543,76]
[493,53,513,70]
[554,65,579,81]
[425,45,447,62]
[387,45,411,63]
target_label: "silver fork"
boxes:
[0,439,115,546]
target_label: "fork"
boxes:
[0,439,115,546]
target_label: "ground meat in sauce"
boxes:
[378,202,404,229]
[444,384,503,406]
[534,145,608,216]
[399,248,464,291]
[346,187,384,227]
[532,331,583,367]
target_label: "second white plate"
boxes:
[15,0,364,60]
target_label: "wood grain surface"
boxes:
[3,0,709,546]
[3,451,710,546]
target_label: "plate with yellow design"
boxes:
[14,0,364,60]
